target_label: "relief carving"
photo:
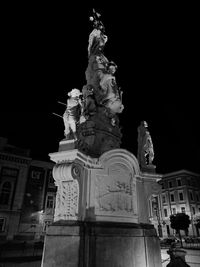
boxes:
[95,165,137,217]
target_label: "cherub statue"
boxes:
[63,89,83,140]
[137,121,154,167]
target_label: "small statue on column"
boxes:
[63,88,84,140]
[137,121,155,172]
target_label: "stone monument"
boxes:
[41,9,162,267]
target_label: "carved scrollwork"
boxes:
[52,163,79,221]
[71,163,82,179]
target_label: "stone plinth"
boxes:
[42,221,162,267]
[41,148,162,266]
[49,148,161,224]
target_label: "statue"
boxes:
[137,121,154,168]
[99,61,124,114]
[63,89,83,140]
[85,9,123,115]
[57,9,123,157]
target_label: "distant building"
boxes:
[0,137,56,241]
[149,169,200,237]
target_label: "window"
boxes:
[160,183,164,189]
[172,208,176,214]
[177,179,181,187]
[181,207,185,213]
[0,218,6,232]
[48,171,54,185]
[0,182,12,205]
[31,170,41,179]
[46,195,54,209]
[164,209,168,217]
[170,193,175,202]
[196,193,199,202]
[168,181,172,188]
[189,191,194,201]
[162,195,166,204]
[187,179,191,186]
[192,207,195,215]
[179,192,184,201]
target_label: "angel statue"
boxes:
[137,121,154,167]
[63,88,84,140]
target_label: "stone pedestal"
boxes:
[41,147,162,267]
[42,221,161,267]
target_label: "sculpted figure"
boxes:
[99,61,124,114]
[85,9,123,116]
[86,28,108,97]
[82,85,97,118]
[63,89,83,140]
[137,121,154,166]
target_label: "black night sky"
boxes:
[0,6,199,174]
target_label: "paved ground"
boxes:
[161,248,200,267]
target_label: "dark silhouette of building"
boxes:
[0,137,56,241]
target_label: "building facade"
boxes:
[0,137,56,241]
[149,169,200,237]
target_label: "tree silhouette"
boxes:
[170,213,191,247]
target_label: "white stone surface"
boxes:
[49,148,162,224]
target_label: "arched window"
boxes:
[0,181,12,205]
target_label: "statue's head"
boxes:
[142,121,148,128]
[68,89,82,98]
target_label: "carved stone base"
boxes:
[58,139,76,152]
[41,221,162,267]
[141,164,156,173]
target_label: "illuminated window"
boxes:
[0,218,6,232]
[172,208,176,214]
[0,182,12,205]
[192,207,195,215]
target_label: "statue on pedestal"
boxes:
[63,88,83,140]
[137,121,155,171]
